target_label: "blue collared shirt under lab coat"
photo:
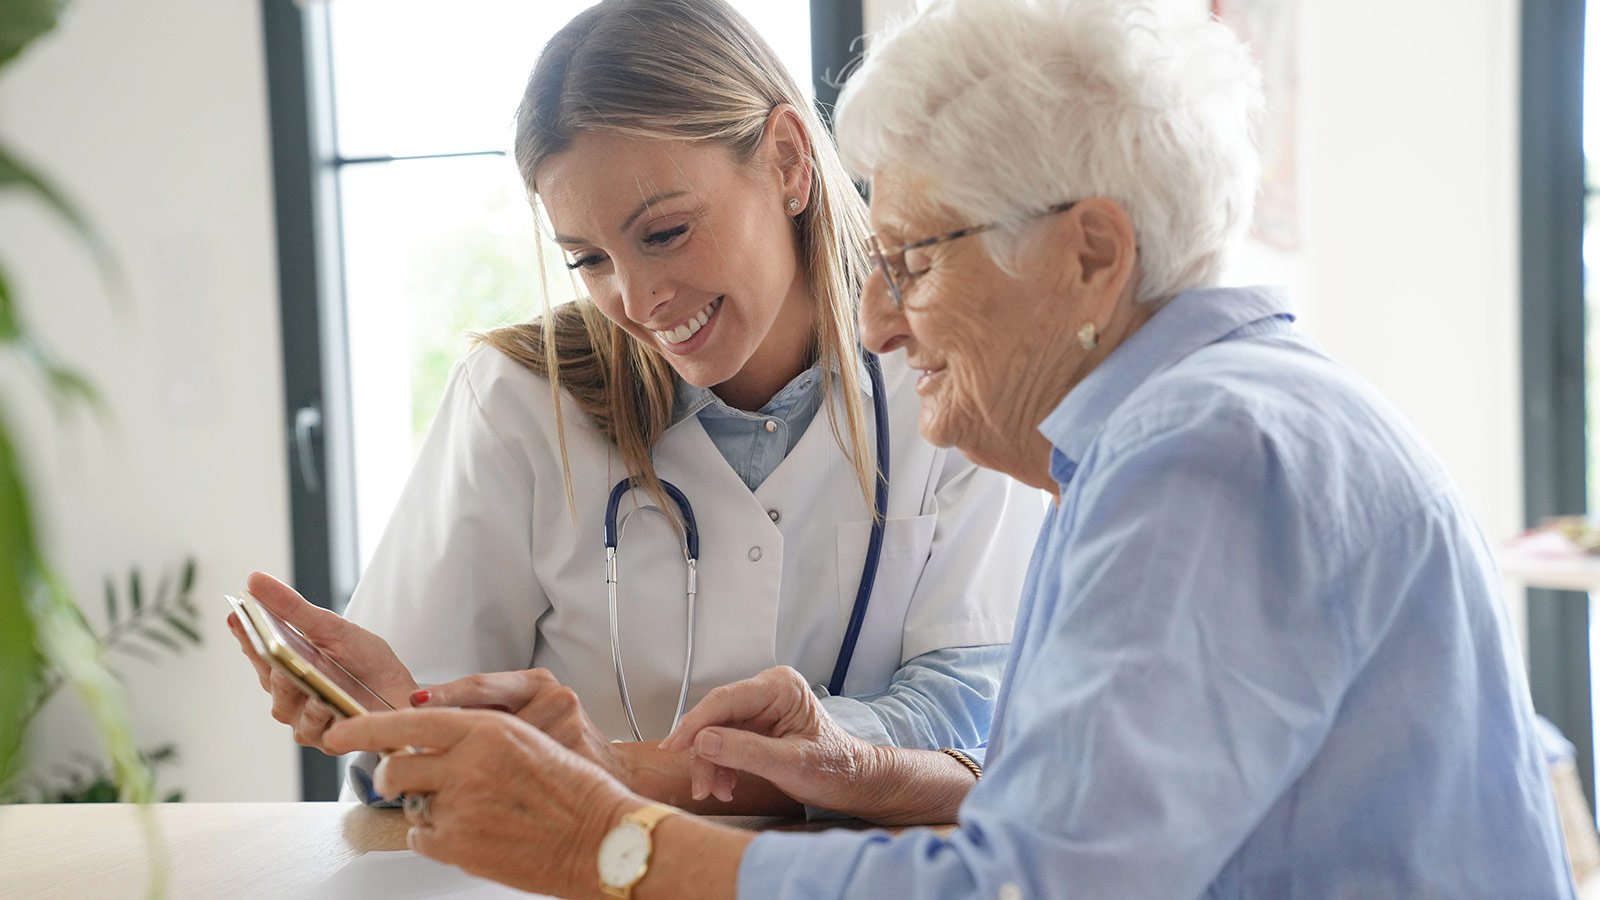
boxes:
[739,286,1575,899]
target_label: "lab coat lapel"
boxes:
[651,419,784,696]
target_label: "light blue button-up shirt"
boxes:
[740,286,1574,898]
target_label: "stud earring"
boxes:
[1077,322,1099,350]
[786,197,801,214]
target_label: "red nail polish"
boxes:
[411,690,430,706]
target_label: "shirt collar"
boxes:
[668,353,875,430]
[1037,285,1295,481]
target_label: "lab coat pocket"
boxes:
[835,513,939,696]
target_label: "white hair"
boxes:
[835,0,1264,303]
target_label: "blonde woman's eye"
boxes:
[643,224,689,247]
[566,253,605,271]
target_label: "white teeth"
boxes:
[653,297,721,345]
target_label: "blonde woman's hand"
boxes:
[226,571,418,754]
[411,668,625,782]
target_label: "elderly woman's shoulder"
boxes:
[1100,332,1453,541]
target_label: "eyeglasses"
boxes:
[865,199,1079,309]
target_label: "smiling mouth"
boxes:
[651,296,723,345]
[914,366,946,391]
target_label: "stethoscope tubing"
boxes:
[827,351,890,697]
[605,352,889,739]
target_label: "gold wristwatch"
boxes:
[597,802,680,899]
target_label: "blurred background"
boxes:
[0,0,1570,814]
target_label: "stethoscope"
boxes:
[603,352,892,741]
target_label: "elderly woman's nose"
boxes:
[859,273,910,355]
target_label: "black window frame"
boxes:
[1520,0,1592,804]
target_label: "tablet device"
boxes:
[227,591,395,718]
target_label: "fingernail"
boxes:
[410,690,430,706]
[697,730,721,758]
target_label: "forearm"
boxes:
[617,741,803,817]
[633,815,753,900]
[851,745,975,825]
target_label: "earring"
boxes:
[1077,322,1099,350]
[786,197,801,214]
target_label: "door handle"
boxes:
[293,403,323,494]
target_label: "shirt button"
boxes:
[764,420,777,433]
[747,546,763,562]
[999,884,1023,900]
[767,509,781,524]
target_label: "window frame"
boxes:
[1520,0,1592,804]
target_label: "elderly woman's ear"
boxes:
[1041,197,1139,312]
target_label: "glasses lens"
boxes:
[868,237,902,309]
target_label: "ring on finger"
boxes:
[403,792,435,828]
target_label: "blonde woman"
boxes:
[230,0,1040,813]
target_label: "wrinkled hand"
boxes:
[414,669,624,781]
[325,709,639,897]
[659,666,878,813]
[226,571,418,754]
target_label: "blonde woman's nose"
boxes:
[617,264,673,323]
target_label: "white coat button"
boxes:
[767,508,780,523]
[747,545,763,562]
[764,420,777,433]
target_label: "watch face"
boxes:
[598,822,651,888]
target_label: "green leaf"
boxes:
[128,568,141,613]
[134,626,180,654]
[0,139,125,302]
[159,611,201,646]
[107,642,159,665]
[0,0,64,71]
[103,576,116,626]
[179,558,195,595]
[34,567,152,803]
[0,407,41,791]
[0,261,104,416]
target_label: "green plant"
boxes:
[9,745,183,805]
[1,558,201,802]
[0,0,147,800]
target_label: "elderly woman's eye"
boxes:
[903,246,934,277]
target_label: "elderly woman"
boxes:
[322,0,1575,896]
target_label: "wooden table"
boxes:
[0,802,880,899]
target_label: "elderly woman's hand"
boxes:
[411,668,625,782]
[662,667,979,825]
[659,666,886,813]
[324,708,641,897]
[226,571,418,754]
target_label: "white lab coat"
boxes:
[346,345,1043,742]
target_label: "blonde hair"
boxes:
[481,0,875,517]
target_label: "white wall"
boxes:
[864,0,1525,556]
[0,0,299,800]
